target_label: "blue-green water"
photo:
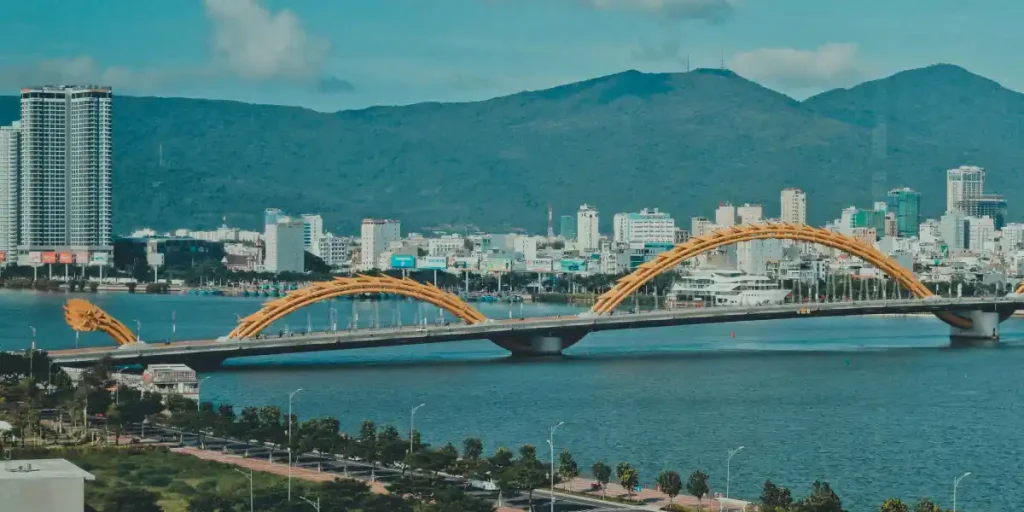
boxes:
[6,290,1024,511]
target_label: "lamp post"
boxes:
[115,369,123,404]
[548,421,564,512]
[234,468,253,512]
[197,376,211,411]
[953,472,971,512]
[726,446,744,500]
[299,495,321,511]
[171,311,176,342]
[409,403,426,455]
[134,319,142,342]
[287,388,303,502]
[28,326,36,379]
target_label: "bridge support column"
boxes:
[950,310,1000,347]
[489,329,587,356]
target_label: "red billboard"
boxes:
[58,252,74,264]
[0,251,6,263]
[42,252,57,264]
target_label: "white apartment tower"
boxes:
[301,214,324,257]
[360,219,401,270]
[577,204,599,251]
[780,188,807,225]
[0,122,20,258]
[263,209,304,273]
[946,165,985,215]
[19,86,112,252]
[736,204,763,225]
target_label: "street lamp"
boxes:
[299,495,321,511]
[134,319,142,342]
[287,388,304,502]
[548,421,564,512]
[409,403,426,455]
[953,472,971,512]
[28,326,36,378]
[197,376,211,411]
[234,468,253,512]
[726,446,744,499]
[115,369,123,405]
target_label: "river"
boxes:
[4,290,1022,511]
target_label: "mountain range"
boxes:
[1,63,1020,236]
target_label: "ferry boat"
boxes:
[671,269,790,306]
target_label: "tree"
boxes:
[463,437,483,461]
[880,498,910,512]
[558,450,579,491]
[761,480,794,511]
[101,487,162,512]
[686,470,710,510]
[657,470,683,504]
[592,461,612,498]
[513,445,549,509]
[616,462,639,499]
[797,480,843,512]
[360,420,380,481]
[913,498,942,512]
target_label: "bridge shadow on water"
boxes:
[214,337,1024,374]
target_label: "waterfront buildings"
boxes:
[946,165,985,215]
[263,209,304,273]
[736,204,763,225]
[691,217,712,237]
[886,187,921,237]
[17,86,113,258]
[612,208,675,244]
[576,204,599,251]
[301,214,324,257]
[0,122,19,259]
[780,188,807,225]
[318,233,354,269]
[360,218,401,270]
[715,203,736,227]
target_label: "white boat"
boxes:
[671,269,790,306]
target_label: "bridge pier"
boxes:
[489,329,587,356]
[949,310,1001,347]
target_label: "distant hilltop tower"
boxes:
[547,205,555,238]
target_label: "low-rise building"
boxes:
[0,458,95,512]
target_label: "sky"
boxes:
[1,0,1022,112]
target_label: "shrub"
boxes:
[141,474,173,487]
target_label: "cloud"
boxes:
[203,0,329,81]
[580,0,736,22]
[316,76,356,94]
[728,43,864,89]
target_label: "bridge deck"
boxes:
[48,297,1023,366]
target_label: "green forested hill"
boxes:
[0,64,1018,235]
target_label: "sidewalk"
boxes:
[558,476,745,510]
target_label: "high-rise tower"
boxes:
[18,86,112,253]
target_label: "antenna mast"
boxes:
[546,205,554,239]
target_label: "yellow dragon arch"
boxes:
[228,274,487,339]
[591,223,971,329]
[64,299,138,346]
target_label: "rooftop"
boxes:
[0,459,95,482]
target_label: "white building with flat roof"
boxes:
[715,203,736,227]
[360,219,401,270]
[0,458,95,512]
[263,209,304,273]
[736,204,763,225]
[613,208,675,244]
